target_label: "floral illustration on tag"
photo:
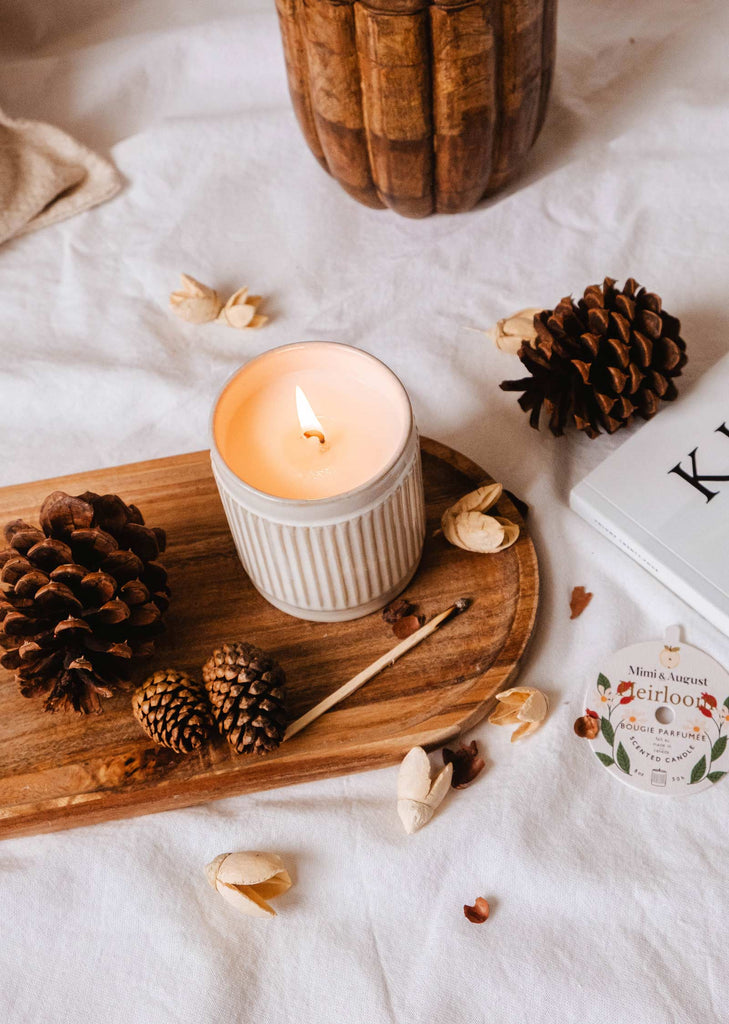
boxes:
[688,692,729,785]
[587,673,633,775]
[587,673,729,787]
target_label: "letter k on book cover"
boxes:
[570,352,729,637]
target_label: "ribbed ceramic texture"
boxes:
[213,450,425,620]
[275,0,557,217]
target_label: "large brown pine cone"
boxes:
[203,641,287,755]
[0,491,170,713]
[500,278,688,438]
[132,670,213,754]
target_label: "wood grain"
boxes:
[0,439,538,840]
[431,0,496,213]
[276,0,557,217]
[300,0,385,209]
[487,0,544,193]
[355,3,434,217]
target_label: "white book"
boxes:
[570,353,729,636]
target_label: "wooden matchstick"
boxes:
[283,598,471,742]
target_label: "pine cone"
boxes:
[0,491,170,713]
[500,278,687,438]
[203,642,287,755]
[132,670,213,754]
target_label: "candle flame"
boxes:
[295,385,326,444]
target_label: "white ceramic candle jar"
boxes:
[210,342,426,622]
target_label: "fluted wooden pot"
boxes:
[275,0,557,218]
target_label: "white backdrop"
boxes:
[1,1,728,1021]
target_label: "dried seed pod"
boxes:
[441,484,520,554]
[491,518,521,552]
[489,686,549,742]
[397,746,453,834]
[216,287,268,330]
[205,852,292,917]
[486,307,541,354]
[169,273,222,324]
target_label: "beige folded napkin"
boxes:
[0,107,122,245]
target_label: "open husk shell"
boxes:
[489,686,548,742]
[169,273,222,324]
[216,286,268,330]
[397,746,452,834]
[487,307,541,354]
[205,851,292,917]
[441,483,519,554]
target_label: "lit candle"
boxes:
[213,342,411,501]
[210,342,425,622]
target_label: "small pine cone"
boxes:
[203,642,287,755]
[500,277,688,438]
[132,669,213,754]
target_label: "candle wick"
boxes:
[303,429,326,445]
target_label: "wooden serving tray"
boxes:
[0,439,538,839]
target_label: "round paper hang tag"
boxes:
[584,637,729,794]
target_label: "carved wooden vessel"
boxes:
[275,0,557,217]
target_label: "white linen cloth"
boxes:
[1,1,728,1021]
